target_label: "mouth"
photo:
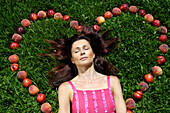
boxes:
[80,57,88,61]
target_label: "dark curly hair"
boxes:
[42,24,120,87]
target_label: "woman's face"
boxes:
[71,39,95,67]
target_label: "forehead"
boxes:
[71,39,90,49]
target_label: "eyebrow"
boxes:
[74,44,88,50]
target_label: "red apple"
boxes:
[158,35,167,43]
[159,44,169,53]
[112,7,121,16]
[63,15,70,21]
[120,3,129,12]
[54,12,63,20]
[138,9,146,16]
[37,10,46,19]
[21,19,31,28]
[30,13,38,21]
[129,6,138,14]
[17,26,25,34]
[93,25,100,31]
[127,109,133,113]
[139,82,149,91]
[12,34,22,42]
[96,16,105,24]
[10,42,19,50]
[152,66,162,76]
[144,74,154,83]
[76,26,82,32]
[47,9,55,17]
[29,85,39,95]
[144,14,154,23]
[157,56,166,65]
[17,71,27,80]
[37,93,46,103]
[8,54,19,63]
[41,102,52,113]
[10,63,19,72]
[152,20,161,27]
[104,11,112,19]
[133,91,143,100]
[158,26,167,34]
[22,78,32,87]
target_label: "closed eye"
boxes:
[83,45,89,50]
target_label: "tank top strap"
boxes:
[68,81,77,91]
[107,76,111,89]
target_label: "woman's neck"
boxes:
[76,63,100,81]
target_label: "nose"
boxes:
[80,49,85,55]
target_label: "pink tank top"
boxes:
[68,76,115,113]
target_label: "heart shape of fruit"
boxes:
[8,3,168,113]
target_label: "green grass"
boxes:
[0,0,169,113]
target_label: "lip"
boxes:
[80,57,88,61]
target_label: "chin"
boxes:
[78,61,93,67]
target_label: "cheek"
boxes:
[71,54,78,63]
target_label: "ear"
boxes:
[71,58,75,64]
[93,53,95,59]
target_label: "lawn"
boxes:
[0,0,169,113]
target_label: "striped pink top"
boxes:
[68,76,115,113]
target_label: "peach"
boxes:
[152,66,163,76]
[144,14,154,23]
[129,6,138,14]
[17,71,27,80]
[12,34,22,42]
[21,19,31,27]
[96,16,105,24]
[159,44,169,53]
[158,26,167,34]
[41,102,52,113]
[139,82,149,91]
[37,10,46,19]
[9,54,19,63]
[126,98,135,109]
[29,85,39,95]
[54,12,63,20]
[112,7,121,16]
[70,20,79,28]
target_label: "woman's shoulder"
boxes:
[58,81,72,93]
[109,75,120,86]
[109,75,119,81]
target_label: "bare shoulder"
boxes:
[58,82,72,94]
[109,76,121,90]
[110,76,120,84]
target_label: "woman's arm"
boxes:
[58,82,72,113]
[110,76,127,113]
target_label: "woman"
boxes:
[44,25,126,113]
